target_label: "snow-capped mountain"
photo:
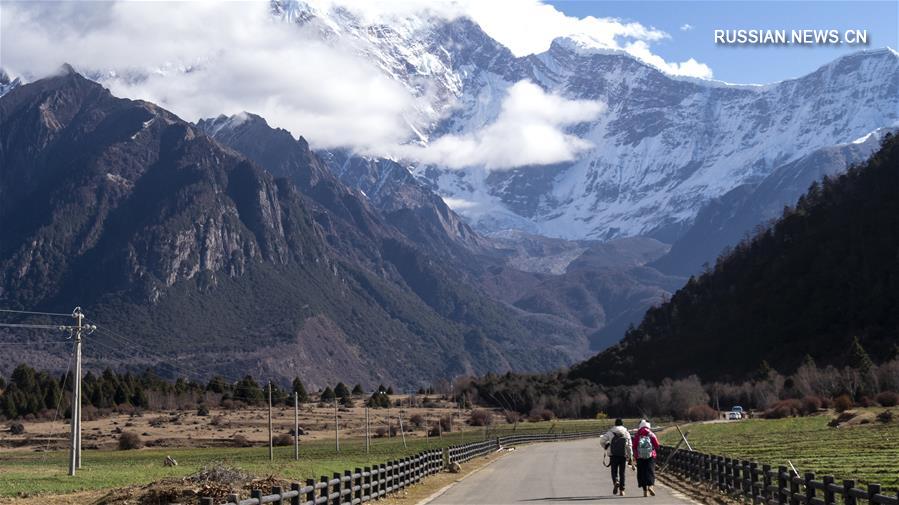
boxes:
[275,1,899,241]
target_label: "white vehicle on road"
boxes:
[727,406,745,420]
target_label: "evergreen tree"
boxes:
[292,377,309,403]
[320,386,335,402]
[848,336,875,374]
[334,382,350,400]
[351,384,364,396]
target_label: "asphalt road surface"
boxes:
[427,438,696,505]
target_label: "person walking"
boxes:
[599,418,634,495]
[633,419,660,497]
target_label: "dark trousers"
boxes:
[610,455,627,488]
[637,458,655,488]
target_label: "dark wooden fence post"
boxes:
[868,484,881,504]
[788,470,800,505]
[842,480,856,505]
[332,472,342,505]
[380,463,387,496]
[320,475,329,505]
[747,462,757,503]
[777,466,788,505]
[354,467,363,502]
[363,466,372,501]
[762,464,772,502]
[272,485,283,505]
[290,482,301,505]
[805,472,816,503]
[251,489,263,503]
[200,498,213,505]
[344,470,352,503]
[305,478,316,504]
[822,476,834,505]
[228,493,239,504]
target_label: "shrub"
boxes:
[272,433,293,446]
[764,399,802,419]
[210,416,226,427]
[800,396,823,415]
[8,422,25,435]
[231,435,252,447]
[504,411,521,424]
[197,404,210,417]
[439,415,452,432]
[409,414,425,427]
[875,391,899,407]
[528,408,553,422]
[686,404,718,421]
[876,410,893,423]
[374,427,388,438]
[468,409,494,426]
[118,432,143,450]
[833,395,854,413]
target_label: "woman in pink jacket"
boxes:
[633,419,660,497]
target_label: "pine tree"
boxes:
[321,386,335,402]
[334,382,350,400]
[847,336,874,374]
[351,384,364,396]
[292,377,309,403]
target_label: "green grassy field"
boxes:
[0,419,609,498]
[659,410,899,491]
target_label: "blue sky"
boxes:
[548,0,899,83]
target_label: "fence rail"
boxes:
[202,430,602,505]
[658,446,899,505]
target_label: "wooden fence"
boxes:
[202,430,602,505]
[658,446,899,505]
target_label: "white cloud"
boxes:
[624,41,713,79]
[396,81,605,170]
[0,1,416,150]
[680,23,694,31]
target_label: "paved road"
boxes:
[427,438,695,505]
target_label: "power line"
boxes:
[0,308,73,317]
[0,323,71,330]
[0,341,71,346]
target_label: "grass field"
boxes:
[659,409,899,491]
[0,419,609,498]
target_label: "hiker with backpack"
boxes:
[633,419,661,497]
[599,418,635,496]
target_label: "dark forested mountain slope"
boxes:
[0,69,588,386]
[571,134,899,384]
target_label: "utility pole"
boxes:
[364,404,370,454]
[66,307,95,477]
[294,392,299,461]
[268,381,273,461]
[334,398,340,452]
[398,415,407,449]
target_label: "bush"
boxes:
[833,395,854,413]
[272,433,293,446]
[118,432,143,450]
[374,427,388,438]
[468,409,494,426]
[231,435,252,447]
[197,404,210,417]
[528,408,553,422]
[8,422,25,435]
[764,399,802,419]
[875,391,899,407]
[409,414,425,427]
[876,410,893,423]
[800,396,823,415]
[505,411,521,424]
[686,404,718,421]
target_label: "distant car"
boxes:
[727,406,744,420]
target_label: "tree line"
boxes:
[460,338,899,421]
[0,364,407,420]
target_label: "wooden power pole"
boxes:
[268,381,273,461]
[294,392,299,461]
